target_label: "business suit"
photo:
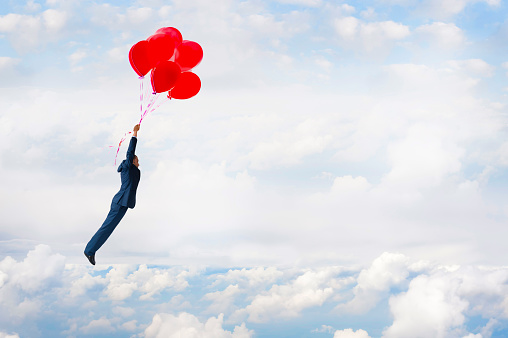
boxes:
[85,136,140,256]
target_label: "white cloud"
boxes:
[376,0,417,5]
[446,59,495,77]
[203,284,242,314]
[232,268,340,323]
[383,265,508,337]
[383,273,469,337]
[274,0,323,7]
[312,324,334,333]
[1,246,508,337]
[68,271,106,298]
[104,264,192,301]
[108,45,130,62]
[120,319,138,331]
[103,265,138,301]
[383,123,464,190]
[144,313,254,338]
[0,244,65,293]
[0,245,65,323]
[125,7,153,24]
[418,0,500,20]
[360,7,377,20]
[112,306,136,317]
[245,118,333,169]
[315,56,333,71]
[338,253,410,314]
[89,4,154,30]
[0,57,20,70]
[334,328,372,338]
[333,16,410,54]
[212,267,284,288]
[0,9,68,51]
[80,316,115,335]
[42,9,67,33]
[69,50,87,66]
[414,22,466,50]
[501,61,508,77]
[247,10,311,40]
[330,175,371,195]
[0,332,20,338]
[376,0,499,19]
[25,0,41,12]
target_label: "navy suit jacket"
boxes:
[112,137,140,209]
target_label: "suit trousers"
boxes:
[85,201,128,255]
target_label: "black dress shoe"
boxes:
[84,252,96,265]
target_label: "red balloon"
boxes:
[155,27,183,46]
[169,72,201,100]
[174,40,203,71]
[129,40,152,77]
[151,61,181,93]
[147,33,176,66]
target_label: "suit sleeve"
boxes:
[126,137,137,167]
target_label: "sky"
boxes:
[1,0,508,337]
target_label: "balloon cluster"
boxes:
[111,27,203,165]
[129,27,203,100]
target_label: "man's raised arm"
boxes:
[126,124,140,165]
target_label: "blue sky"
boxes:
[2,0,508,337]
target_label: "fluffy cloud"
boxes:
[313,324,335,333]
[104,264,192,301]
[334,328,372,338]
[0,245,65,293]
[446,59,495,77]
[144,313,253,338]
[0,9,69,51]
[80,317,115,335]
[274,0,323,7]
[414,22,466,50]
[418,0,500,20]
[383,123,464,190]
[113,306,136,317]
[88,4,154,30]
[338,253,411,314]
[69,50,87,66]
[383,266,508,337]
[120,319,138,331]
[0,332,20,338]
[376,0,500,19]
[0,245,65,324]
[333,16,410,54]
[203,284,242,314]
[68,269,106,298]
[231,267,341,323]
[0,57,20,70]
[2,246,508,337]
[245,118,333,169]
[212,267,284,288]
[384,272,469,337]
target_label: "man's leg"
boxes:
[85,202,128,255]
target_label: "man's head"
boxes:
[133,155,139,168]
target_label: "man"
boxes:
[84,124,141,265]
